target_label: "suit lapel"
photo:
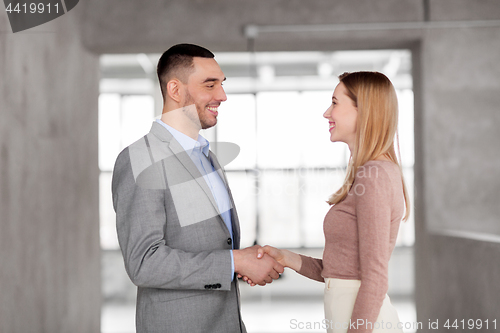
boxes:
[150,121,239,244]
[208,151,228,188]
[209,151,241,249]
[150,122,220,214]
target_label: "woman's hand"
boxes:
[258,246,302,272]
[257,245,287,267]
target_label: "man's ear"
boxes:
[166,79,183,103]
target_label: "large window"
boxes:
[99,50,414,250]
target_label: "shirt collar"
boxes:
[155,119,210,157]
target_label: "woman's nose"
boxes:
[323,107,331,119]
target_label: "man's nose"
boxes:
[217,86,227,102]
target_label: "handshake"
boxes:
[233,245,301,286]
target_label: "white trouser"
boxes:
[324,278,403,333]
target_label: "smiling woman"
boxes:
[251,71,410,333]
[323,81,359,152]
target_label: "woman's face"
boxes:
[323,82,358,150]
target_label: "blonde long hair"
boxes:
[327,71,410,221]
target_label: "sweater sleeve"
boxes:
[297,255,325,282]
[349,166,393,333]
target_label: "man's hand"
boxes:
[240,245,289,286]
[233,245,284,286]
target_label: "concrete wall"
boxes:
[415,4,500,330]
[0,6,101,333]
[80,0,424,53]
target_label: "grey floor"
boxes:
[102,297,416,333]
[102,269,416,333]
[102,248,416,333]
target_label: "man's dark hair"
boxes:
[157,43,215,99]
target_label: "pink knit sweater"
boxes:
[299,160,404,332]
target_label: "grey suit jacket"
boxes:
[112,121,246,333]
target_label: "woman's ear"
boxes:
[166,79,183,103]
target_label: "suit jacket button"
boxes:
[227,238,232,245]
[204,285,211,289]
[216,283,221,288]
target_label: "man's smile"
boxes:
[207,105,219,116]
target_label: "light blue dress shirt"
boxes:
[156,119,235,279]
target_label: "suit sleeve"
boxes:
[349,166,393,332]
[112,147,233,291]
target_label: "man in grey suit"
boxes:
[112,44,283,332]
